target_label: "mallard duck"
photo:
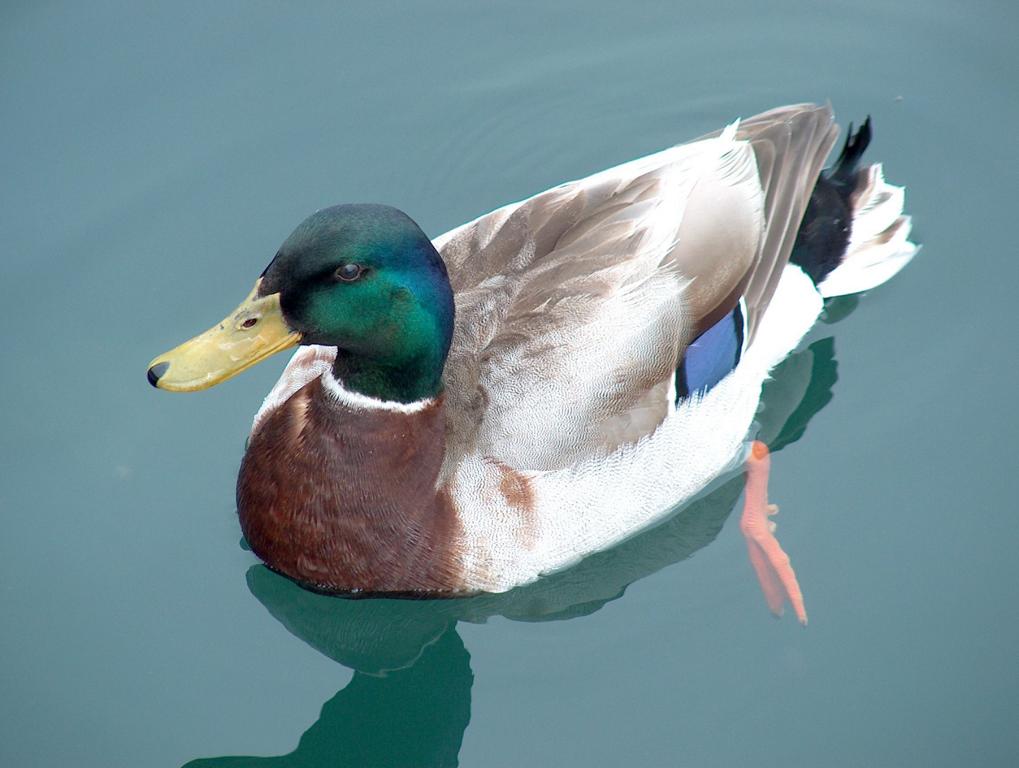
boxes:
[148,104,916,620]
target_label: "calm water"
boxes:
[3,2,1017,766]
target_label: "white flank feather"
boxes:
[454,265,823,592]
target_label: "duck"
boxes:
[147,103,916,621]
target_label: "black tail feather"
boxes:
[830,116,872,188]
[789,117,872,285]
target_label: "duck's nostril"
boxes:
[147,362,170,387]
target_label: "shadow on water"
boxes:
[184,314,854,767]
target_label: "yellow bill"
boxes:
[147,280,301,392]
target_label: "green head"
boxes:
[147,204,455,403]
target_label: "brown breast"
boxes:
[236,377,464,594]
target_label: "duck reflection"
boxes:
[184,324,847,768]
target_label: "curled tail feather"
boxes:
[831,117,873,188]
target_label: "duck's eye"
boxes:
[334,263,364,282]
[241,317,258,329]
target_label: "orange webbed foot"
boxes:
[739,441,807,625]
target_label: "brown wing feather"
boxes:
[700,104,838,339]
[435,105,837,473]
[437,163,698,471]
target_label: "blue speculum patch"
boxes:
[676,305,744,401]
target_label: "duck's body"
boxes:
[150,103,916,599]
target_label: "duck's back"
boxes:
[436,104,838,475]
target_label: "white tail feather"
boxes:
[817,163,918,298]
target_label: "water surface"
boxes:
[2,1,1017,766]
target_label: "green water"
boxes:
[3,2,1017,766]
